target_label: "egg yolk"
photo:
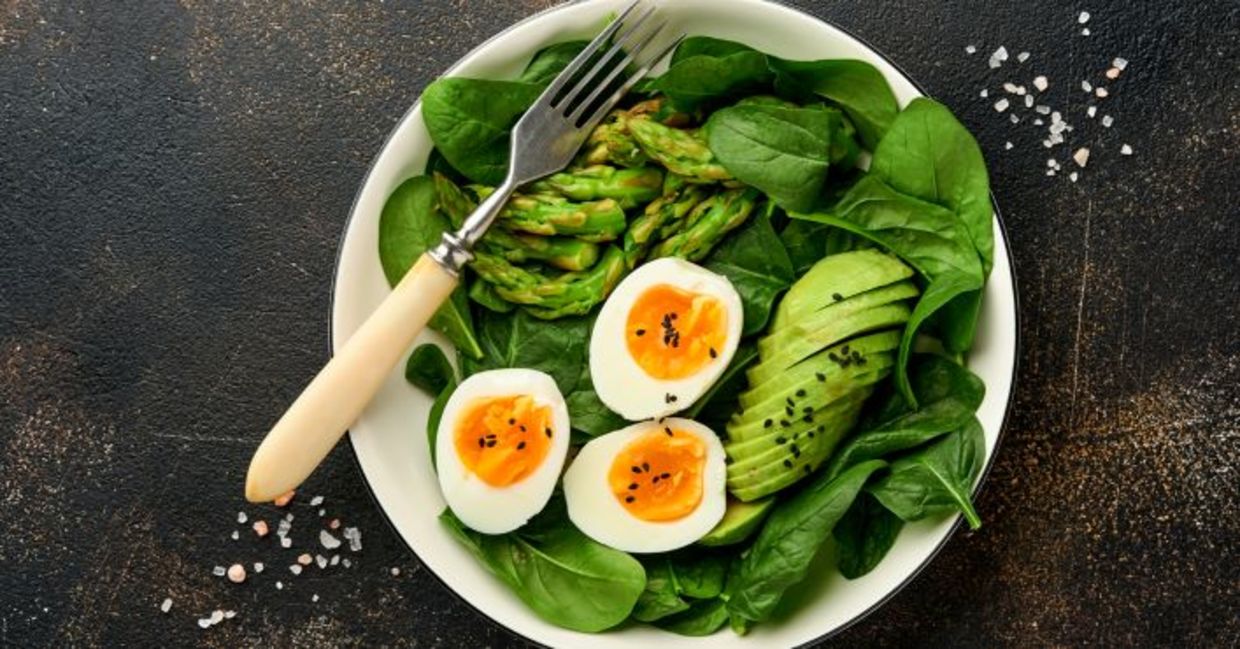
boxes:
[607,426,705,522]
[454,395,552,487]
[625,284,727,380]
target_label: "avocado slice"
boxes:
[741,331,900,408]
[773,249,913,327]
[726,392,867,470]
[728,361,893,442]
[748,302,911,385]
[698,497,776,547]
[758,281,919,358]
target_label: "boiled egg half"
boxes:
[563,418,727,553]
[590,258,743,420]
[436,368,570,534]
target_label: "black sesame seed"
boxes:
[635,328,646,336]
[828,352,840,362]
[669,394,678,402]
[832,292,844,302]
[780,419,790,427]
[519,425,527,432]
[724,456,734,465]
[545,427,553,438]
[783,459,793,468]
[652,476,660,484]
[642,462,650,471]
[477,438,485,448]
[661,472,670,479]
[508,418,516,425]
[764,419,773,428]
[709,347,718,359]
[858,357,868,365]
[791,443,800,455]
[808,431,816,438]
[629,483,638,490]
[626,496,635,503]
[817,425,825,433]
[803,465,812,474]
[632,466,642,474]
[795,389,806,397]
[816,372,826,382]
[486,440,497,448]
[786,397,795,407]
[802,406,813,414]
[670,312,678,320]
[665,426,674,437]
[517,441,526,450]
[785,406,795,417]
[775,436,787,445]
[803,414,813,423]
[841,345,850,355]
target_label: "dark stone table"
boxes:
[2,1,1236,646]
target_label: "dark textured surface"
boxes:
[1,0,1237,647]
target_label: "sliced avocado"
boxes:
[758,281,919,358]
[742,330,900,408]
[727,361,893,442]
[747,303,911,385]
[773,249,913,327]
[698,497,776,547]
[725,393,867,471]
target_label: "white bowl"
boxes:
[333,0,1019,646]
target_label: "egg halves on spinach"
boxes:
[589,258,743,420]
[563,418,727,553]
[436,369,570,534]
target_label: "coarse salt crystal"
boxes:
[224,610,237,619]
[253,520,269,537]
[318,509,326,517]
[160,598,173,613]
[1035,105,1051,115]
[1051,111,1062,122]
[1069,172,1079,182]
[1106,67,1121,79]
[330,554,340,566]
[988,46,1008,68]
[289,564,303,575]
[212,566,226,577]
[237,512,248,524]
[1033,76,1048,92]
[297,553,313,565]
[1034,118,1044,126]
[980,89,989,98]
[994,98,1010,112]
[310,495,324,507]
[1018,51,1030,62]
[254,562,265,573]
[1010,114,1020,124]
[315,554,328,569]
[1113,57,1128,70]
[1046,158,1058,168]
[197,617,212,629]
[312,594,320,603]
[276,581,284,590]
[227,564,246,583]
[1101,115,1114,127]
[1025,95,1034,108]
[1078,11,1090,23]
[1121,144,1133,155]
[1050,121,1067,135]
[210,610,225,625]
[1050,132,1064,145]
[344,527,363,552]
[1005,141,1014,150]
[1095,87,1109,98]
[274,490,295,508]
[1073,147,1091,167]
[1043,140,1053,148]
[342,558,352,568]
[965,45,977,54]
[1003,82,1019,94]
[1081,28,1091,36]
[1046,169,1056,176]
[230,530,239,541]
[280,536,292,548]
[1087,106,1097,118]
[1081,80,1093,92]
[320,530,342,550]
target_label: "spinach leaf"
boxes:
[426,378,455,472]
[779,219,831,275]
[895,271,982,399]
[869,98,993,274]
[378,175,482,358]
[460,308,589,394]
[518,40,588,84]
[868,417,986,529]
[671,552,729,599]
[654,597,729,636]
[632,560,690,622]
[440,506,646,632]
[565,363,627,437]
[769,58,899,149]
[670,36,760,63]
[424,147,468,185]
[632,550,729,623]
[705,103,836,212]
[421,78,543,185]
[823,355,983,480]
[468,277,515,313]
[404,343,455,395]
[649,49,773,111]
[833,492,904,579]
[725,459,887,624]
[703,204,795,335]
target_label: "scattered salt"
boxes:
[1087,106,1097,118]
[343,527,363,552]
[1081,28,1091,36]
[1081,80,1093,92]
[965,45,977,54]
[312,594,320,603]
[342,558,353,568]
[1010,114,1020,124]
[289,564,303,575]
[280,537,292,549]
[254,562,265,573]
[1113,57,1128,70]
[237,512,248,524]
[1034,118,1044,126]
[993,98,1010,112]
[297,553,313,566]
[253,520,269,537]
[1003,82,1019,94]
[230,530,239,541]
[1035,105,1051,115]
[212,566,226,577]
[1105,67,1121,80]
[1018,51,1031,62]
[315,554,328,569]
[210,610,225,625]
[980,89,989,98]
[276,581,284,590]
[988,46,1009,69]
[1073,147,1091,168]
[1101,115,1114,127]
[318,508,326,517]
[1069,172,1079,182]
[197,617,212,629]
[1003,141,1014,151]
[310,495,324,507]
[1033,76,1048,92]
[224,610,237,620]
[1095,87,1109,98]
[1078,11,1091,24]
[320,530,342,550]
[1121,144,1133,155]
[1046,168,1056,176]
[1024,95,1034,108]
[1046,158,1058,168]
[160,598,173,613]
[330,554,340,566]
[227,564,246,584]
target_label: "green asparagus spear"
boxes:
[468,278,514,313]
[650,187,761,261]
[581,111,650,168]
[471,186,628,242]
[527,165,664,209]
[621,182,712,268]
[471,246,628,319]
[628,118,733,183]
[434,172,602,270]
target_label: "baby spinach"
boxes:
[654,597,730,636]
[868,417,986,529]
[518,40,588,85]
[378,175,482,358]
[460,308,589,394]
[823,355,984,481]
[833,492,904,579]
[440,504,646,633]
[426,377,456,472]
[421,78,543,185]
[769,58,899,150]
[649,37,772,111]
[702,205,795,335]
[632,561,691,622]
[632,551,729,624]
[564,363,627,438]
[468,277,516,313]
[779,219,831,275]
[705,103,836,212]
[725,459,887,624]
[404,343,455,395]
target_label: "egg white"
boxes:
[589,258,743,420]
[562,418,727,553]
[435,368,570,535]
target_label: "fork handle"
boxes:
[245,253,458,502]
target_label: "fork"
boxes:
[245,1,682,502]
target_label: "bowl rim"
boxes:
[332,0,1022,645]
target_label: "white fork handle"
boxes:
[245,254,458,502]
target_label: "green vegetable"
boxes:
[823,355,984,481]
[440,504,646,633]
[649,43,773,111]
[698,496,775,547]
[650,187,760,261]
[377,175,482,358]
[654,598,730,636]
[468,278,514,313]
[518,40,588,85]
[426,378,455,472]
[685,342,758,421]
[632,560,691,622]
[769,58,900,149]
[868,417,986,529]
[701,202,795,335]
[621,182,712,268]
[471,246,627,319]
[404,343,455,395]
[833,492,904,579]
[564,363,627,438]
[477,188,628,242]
[725,459,887,624]
[422,78,543,185]
[779,219,831,275]
[527,165,664,209]
[632,551,729,622]
[581,109,650,168]
[461,308,589,393]
[628,118,733,183]
[705,102,838,212]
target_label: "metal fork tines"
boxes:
[437,0,682,268]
